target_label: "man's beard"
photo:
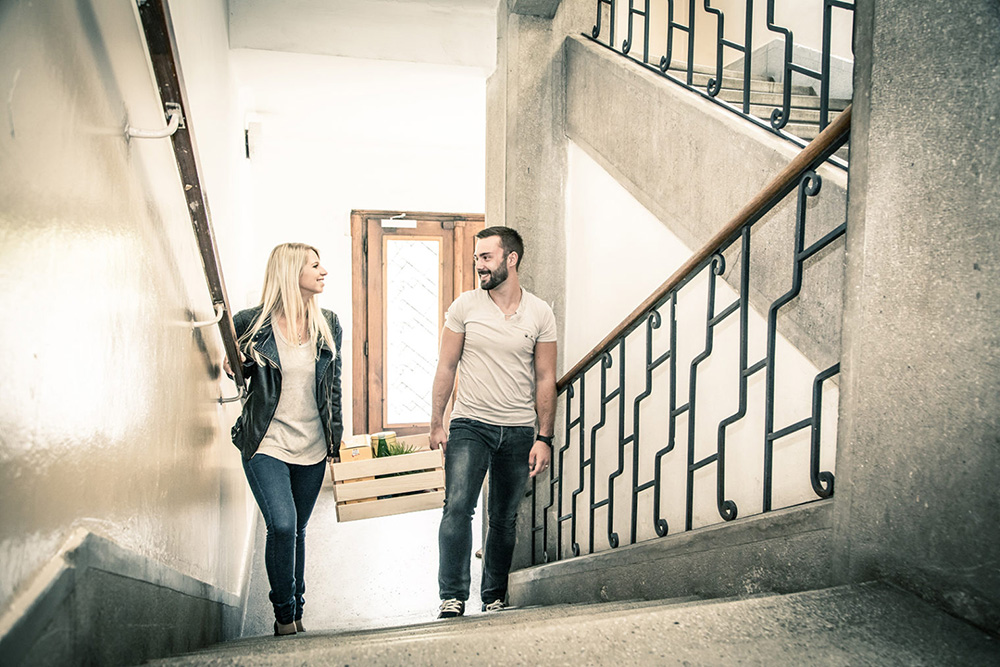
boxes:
[479,261,508,290]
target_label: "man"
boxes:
[430,226,557,618]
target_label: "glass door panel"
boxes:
[384,238,440,425]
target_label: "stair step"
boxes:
[746,104,845,124]
[780,122,821,140]
[716,87,851,110]
[485,595,707,624]
[660,64,850,148]
[656,59,717,76]
[666,69,815,96]
[147,584,999,665]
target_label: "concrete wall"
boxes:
[511,501,835,606]
[490,0,593,570]
[0,0,253,662]
[564,34,848,374]
[496,0,848,573]
[834,0,1000,634]
[489,0,594,358]
[505,1,1000,637]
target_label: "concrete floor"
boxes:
[240,473,483,636]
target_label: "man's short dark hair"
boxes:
[476,226,524,269]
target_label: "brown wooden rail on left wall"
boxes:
[136,0,245,399]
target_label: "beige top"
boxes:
[254,327,327,465]
[445,287,557,427]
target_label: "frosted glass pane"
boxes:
[385,239,439,424]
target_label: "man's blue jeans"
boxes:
[243,454,326,624]
[438,418,535,605]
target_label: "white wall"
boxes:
[563,141,837,552]
[171,0,255,312]
[0,0,253,616]
[230,48,487,437]
[228,48,487,626]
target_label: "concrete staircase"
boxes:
[665,62,850,143]
[148,583,997,665]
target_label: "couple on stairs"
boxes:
[227,227,557,633]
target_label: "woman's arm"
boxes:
[224,308,258,378]
[328,311,344,448]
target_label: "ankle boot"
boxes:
[295,619,306,633]
[274,620,297,636]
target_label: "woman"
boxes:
[226,243,342,636]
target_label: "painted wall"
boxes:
[229,48,487,438]
[227,47,487,621]
[170,0,255,307]
[0,0,251,618]
[835,0,1000,633]
[563,141,838,550]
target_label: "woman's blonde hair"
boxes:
[239,243,336,364]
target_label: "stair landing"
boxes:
[149,583,997,665]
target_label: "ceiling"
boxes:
[229,0,499,71]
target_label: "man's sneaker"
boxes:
[482,600,506,612]
[437,599,465,619]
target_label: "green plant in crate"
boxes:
[374,440,423,498]
[381,442,420,478]
[374,439,421,490]
[385,441,420,457]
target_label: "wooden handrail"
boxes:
[557,105,852,391]
[137,0,246,398]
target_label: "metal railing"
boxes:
[135,0,245,402]
[589,0,854,164]
[530,106,852,565]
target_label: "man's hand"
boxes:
[429,328,464,456]
[430,425,448,453]
[528,440,552,478]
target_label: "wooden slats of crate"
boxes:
[330,449,445,522]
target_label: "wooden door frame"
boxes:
[351,210,485,437]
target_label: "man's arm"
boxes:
[429,327,465,452]
[528,340,557,477]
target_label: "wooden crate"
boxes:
[334,441,375,505]
[330,448,445,522]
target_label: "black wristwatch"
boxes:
[536,434,553,446]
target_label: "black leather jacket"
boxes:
[230,306,343,461]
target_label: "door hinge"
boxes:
[363,236,368,254]
[364,341,368,357]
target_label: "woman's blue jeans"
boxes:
[438,418,535,605]
[243,454,326,624]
